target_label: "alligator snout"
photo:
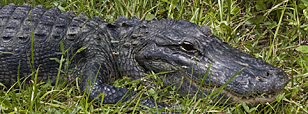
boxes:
[261,68,288,93]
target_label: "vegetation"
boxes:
[0,0,307,113]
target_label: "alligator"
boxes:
[0,3,288,107]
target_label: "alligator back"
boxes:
[0,4,109,86]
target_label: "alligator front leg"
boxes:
[80,71,134,104]
[79,63,168,108]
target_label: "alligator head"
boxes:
[116,17,288,104]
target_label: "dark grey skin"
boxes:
[0,4,288,107]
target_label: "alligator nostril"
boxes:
[260,69,273,78]
[264,68,288,81]
[266,71,270,76]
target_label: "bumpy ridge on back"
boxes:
[0,3,97,85]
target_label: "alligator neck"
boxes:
[113,39,145,80]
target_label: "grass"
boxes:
[0,0,307,113]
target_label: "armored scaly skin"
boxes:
[0,3,288,106]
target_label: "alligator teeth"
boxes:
[111,40,119,43]
[112,52,119,55]
[180,66,188,69]
[141,77,146,81]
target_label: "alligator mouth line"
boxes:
[145,60,283,104]
[182,74,283,104]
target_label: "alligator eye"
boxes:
[180,41,196,52]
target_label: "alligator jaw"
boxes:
[137,54,287,104]
[185,73,284,104]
